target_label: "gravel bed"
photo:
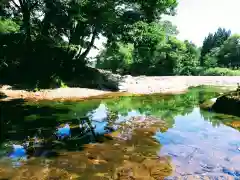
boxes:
[0,76,239,100]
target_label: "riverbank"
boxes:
[0,76,239,100]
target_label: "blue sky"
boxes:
[89,0,240,58]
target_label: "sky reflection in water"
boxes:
[1,87,240,179]
[154,107,240,178]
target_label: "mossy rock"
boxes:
[199,100,215,111]
[212,90,240,117]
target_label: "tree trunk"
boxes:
[78,28,98,61]
[22,7,31,44]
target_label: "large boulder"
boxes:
[65,67,123,91]
[97,69,123,91]
[211,89,240,117]
[199,98,217,111]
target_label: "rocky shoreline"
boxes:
[0,72,239,100]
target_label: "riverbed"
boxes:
[0,86,240,179]
[0,76,239,100]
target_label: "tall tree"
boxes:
[200,27,231,66]
[160,20,179,36]
[0,0,179,86]
[217,34,240,67]
[40,0,178,61]
[2,0,41,43]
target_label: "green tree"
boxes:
[200,28,231,66]
[180,40,200,75]
[96,42,134,73]
[0,0,178,87]
[96,23,200,76]
[217,34,240,67]
[149,38,200,75]
[160,20,179,36]
[0,18,19,33]
[1,0,41,44]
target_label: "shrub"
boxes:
[203,54,218,68]
[201,67,240,76]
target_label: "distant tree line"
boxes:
[96,25,240,76]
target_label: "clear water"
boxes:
[0,86,239,179]
[154,108,240,178]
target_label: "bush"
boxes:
[189,66,205,75]
[203,54,218,68]
[201,67,240,76]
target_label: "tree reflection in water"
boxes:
[1,86,239,179]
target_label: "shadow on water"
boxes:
[0,86,240,179]
[0,99,70,141]
[0,99,112,157]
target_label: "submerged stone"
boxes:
[1,86,240,179]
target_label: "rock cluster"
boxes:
[97,69,123,91]
[0,166,79,180]
[97,69,136,92]
[110,116,168,141]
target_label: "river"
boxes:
[0,86,239,179]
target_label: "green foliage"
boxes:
[200,28,231,66]
[50,75,68,88]
[2,0,240,87]
[217,34,240,67]
[96,43,134,73]
[200,33,240,70]
[202,54,218,68]
[96,25,240,76]
[0,18,19,33]
[0,0,179,88]
[175,40,200,75]
[160,20,179,36]
[201,67,240,76]
[97,24,200,76]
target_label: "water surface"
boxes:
[0,86,240,179]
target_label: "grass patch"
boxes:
[201,67,240,76]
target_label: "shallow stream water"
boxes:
[0,86,240,179]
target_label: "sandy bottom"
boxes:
[0,76,239,100]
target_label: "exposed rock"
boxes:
[212,89,240,117]
[199,100,215,111]
[114,158,172,180]
[97,69,123,91]
[96,69,139,92]
[8,166,79,180]
[0,166,13,179]
[106,115,167,141]
[0,91,7,99]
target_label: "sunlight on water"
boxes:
[56,124,71,139]
[88,103,108,122]
[0,86,240,179]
